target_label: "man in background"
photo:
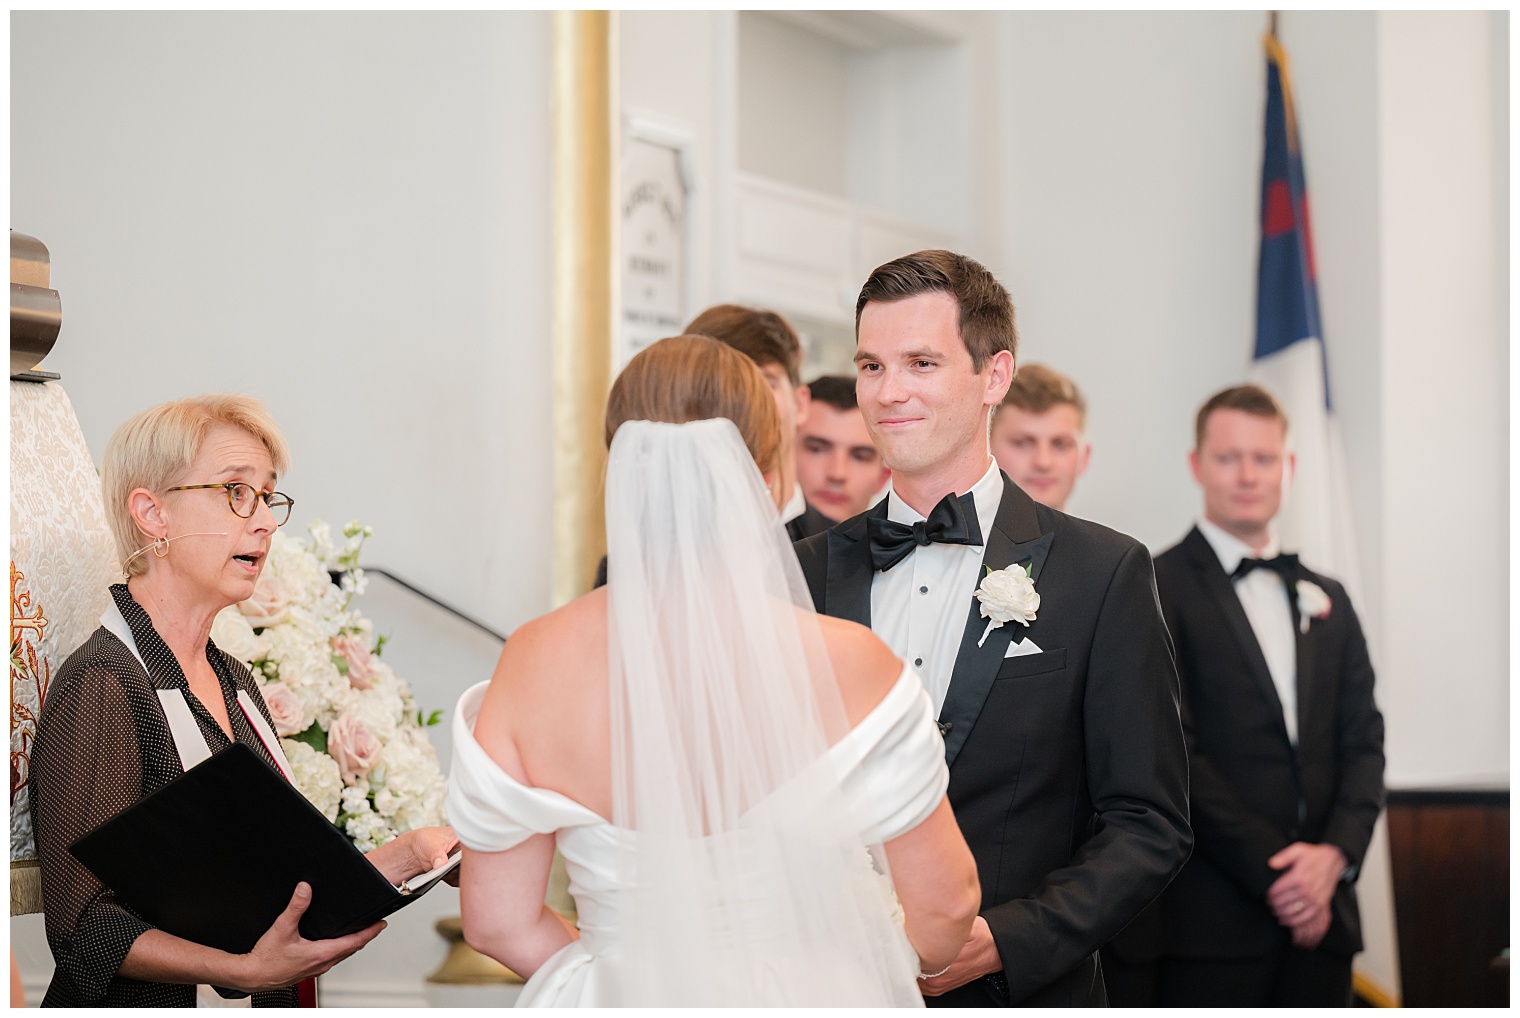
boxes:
[686,304,831,541]
[794,375,890,524]
[989,364,1090,513]
[1116,384,1383,1006]
[595,304,828,588]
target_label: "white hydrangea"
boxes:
[372,787,401,818]
[264,531,335,609]
[283,739,344,822]
[344,805,396,853]
[245,520,449,851]
[340,784,372,817]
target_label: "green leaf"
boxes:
[985,565,993,576]
[290,723,328,754]
[426,709,444,727]
[1025,563,1033,577]
[416,709,424,727]
[331,653,349,676]
[374,633,389,657]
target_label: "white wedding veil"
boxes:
[603,417,921,1006]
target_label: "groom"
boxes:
[796,251,1191,1006]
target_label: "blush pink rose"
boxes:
[238,572,290,628]
[259,681,305,737]
[328,712,383,786]
[332,634,376,691]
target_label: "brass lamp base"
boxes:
[426,916,524,985]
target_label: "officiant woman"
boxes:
[28,394,457,1007]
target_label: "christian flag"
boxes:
[1250,33,1359,587]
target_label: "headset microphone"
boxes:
[120,532,234,575]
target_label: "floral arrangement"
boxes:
[210,520,448,851]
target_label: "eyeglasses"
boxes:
[165,482,295,526]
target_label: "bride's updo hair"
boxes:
[605,334,781,477]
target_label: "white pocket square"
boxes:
[1004,637,1043,658]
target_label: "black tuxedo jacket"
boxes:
[1136,526,1383,961]
[795,476,1191,1006]
[785,501,833,542]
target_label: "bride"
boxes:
[447,335,979,1006]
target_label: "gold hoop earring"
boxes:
[152,536,169,558]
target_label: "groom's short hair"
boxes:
[854,250,1017,372]
[1194,384,1290,450]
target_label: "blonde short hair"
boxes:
[999,363,1086,428]
[102,394,291,578]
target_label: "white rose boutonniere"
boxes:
[1296,580,1332,634]
[975,564,1039,647]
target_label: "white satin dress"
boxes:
[446,663,949,1007]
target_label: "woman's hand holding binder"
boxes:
[233,881,387,992]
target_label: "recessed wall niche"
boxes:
[734,11,970,369]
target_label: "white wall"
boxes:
[738,12,852,200]
[1375,11,1508,787]
[998,11,1266,547]
[12,12,554,638]
[11,11,553,1006]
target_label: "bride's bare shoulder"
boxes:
[502,585,605,673]
[480,589,606,709]
[815,613,902,727]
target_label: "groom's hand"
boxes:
[917,916,1001,997]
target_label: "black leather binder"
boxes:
[70,742,455,955]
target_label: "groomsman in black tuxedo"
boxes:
[685,304,831,542]
[795,250,1191,1006]
[1111,385,1383,1006]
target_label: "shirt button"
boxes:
[919,585,929,594]
[914,657,923,667]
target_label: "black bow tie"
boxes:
[868,492,984,573]
[1231,552,1300,583]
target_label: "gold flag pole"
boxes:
[551,10,617,608]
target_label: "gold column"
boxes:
[551,10,616,608]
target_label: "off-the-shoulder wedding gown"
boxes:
[447,662,947,1007]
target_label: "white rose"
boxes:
[1296,580,1332,633]
[238,570,290,628]
[259,681,309,736]
[974,565,1039,646]
[210,607,265,665]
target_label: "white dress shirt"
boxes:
[1196,517,1299,745]
[871,460,1004,715]
[781,485,806,525]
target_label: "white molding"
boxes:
[732,171,960,326]
[315,979,429,1009]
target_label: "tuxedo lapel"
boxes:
[939,476,1050,768]
[1292,568,1318,744]
[822,500,885,629]
[1182,528,1291,744]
